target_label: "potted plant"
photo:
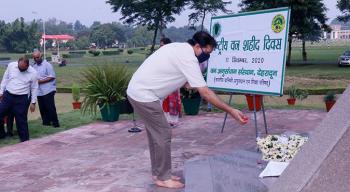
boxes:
[245,94,263,111]
[323,91,337,112]
[286,85,308,105]
[72,83,81,109]
[180,87,201,115]
[81,65,131,122]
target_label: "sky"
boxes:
[0,0,342,28]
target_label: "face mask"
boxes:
[196,47,210,63]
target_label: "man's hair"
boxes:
[187,31,217,48]
[160,37,172,45]
[18,57,29,66]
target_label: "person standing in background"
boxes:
[32,50,60,128]
[160,37,182,126]
[0,57,38,142]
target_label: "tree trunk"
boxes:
[150,22,159,53]
[159,20,165,38]
[302,39,307,61]
[201,10,206,31]
[286,36,292,66]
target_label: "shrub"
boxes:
[286,85,308,100]
[81,64,131,115]
[88,50,100,56]
[323,91,336,102]
[127,50,133,54]
[72,83,81,102]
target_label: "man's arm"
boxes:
[38,77,55,84]
[38,62,56,84]
[29,76,38,112]
[197,86,247,124]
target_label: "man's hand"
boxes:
[0,94,3,102]
[30,103,35,113]
[229,108,249,125]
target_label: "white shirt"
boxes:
[33,60,56,96]
[0,62,38,103]
[127,43,206,102]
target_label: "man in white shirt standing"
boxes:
[127,31,248,189]
[32,50,60,128]
[0,57,38,142]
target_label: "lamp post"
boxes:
[32,11,46,59]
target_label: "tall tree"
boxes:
[188,0,231,31]
[106,0,187,52]
[240,0,329,64]
[1,18,40,53]
[337,0,350,21]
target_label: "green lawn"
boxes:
[0,110,134,147]
[290,46,350,63]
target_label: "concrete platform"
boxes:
[0,109,325,192]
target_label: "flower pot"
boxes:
[287,98,296,105]
[182,97,201,115]
[325,101,336,112]
[245,94,262,111]
[72,102,81,109]
[99,103,121,122]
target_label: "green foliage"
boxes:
[0,18,40,53]
[81,64,131,116]
[180,87,201,99]
[337,0,350,21]
[90,23,125,48]
[323,91,337,102]
[127,50,133,54]
[286,85,308,100]
[106,0,187,52]
[72,83,81,102]
[188,0,231,30]
[239,0,330,63]
[102,50,120,55]
[88,50,101,56]
[127,26,153,47]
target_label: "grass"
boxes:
[0,110,95,147]
[290,45,350,63]
[0,109,134,147]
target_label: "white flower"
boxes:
[256,134,308,162]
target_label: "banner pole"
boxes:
[253,94,259,138]
[221,94,233,133]
[261,96,268,134]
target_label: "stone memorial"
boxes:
[269,85,350,192]
[185,150,268,192]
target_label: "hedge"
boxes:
[68,51,86,55]
[0,57,11,61]
[102,50,120,55]
[88,50,100,56]
[62,53,84,58]
[214,88,346,96]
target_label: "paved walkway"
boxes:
[0,109,326,192]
